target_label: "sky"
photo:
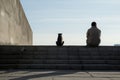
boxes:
[20,0,120,46]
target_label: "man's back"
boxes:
[86,22,101,47]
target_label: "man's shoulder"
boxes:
[97,28,101,32]
[89,27,101,32]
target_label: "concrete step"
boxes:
[0,64,120,70]
[0,46,120,52]
[0,59,120,64]
[0,55,120,60]
[1,51,120,57]
[0,46,120,70]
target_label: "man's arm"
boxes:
[87,29,90,38]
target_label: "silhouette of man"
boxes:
[86,22,101,47]
[56,33,64,46]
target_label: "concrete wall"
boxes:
[0,0,32,45]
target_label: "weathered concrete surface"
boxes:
[0,46,120,70]
[0,0,32,45]
[0,70,120,80]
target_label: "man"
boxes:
[86,22,101,47]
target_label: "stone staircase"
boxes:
[0,46,120,70]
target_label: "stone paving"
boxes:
[0,70,120,80]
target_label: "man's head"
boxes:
[91,22,97,27]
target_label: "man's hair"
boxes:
[91,22,97,26]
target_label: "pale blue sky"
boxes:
[20,0,120,45]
